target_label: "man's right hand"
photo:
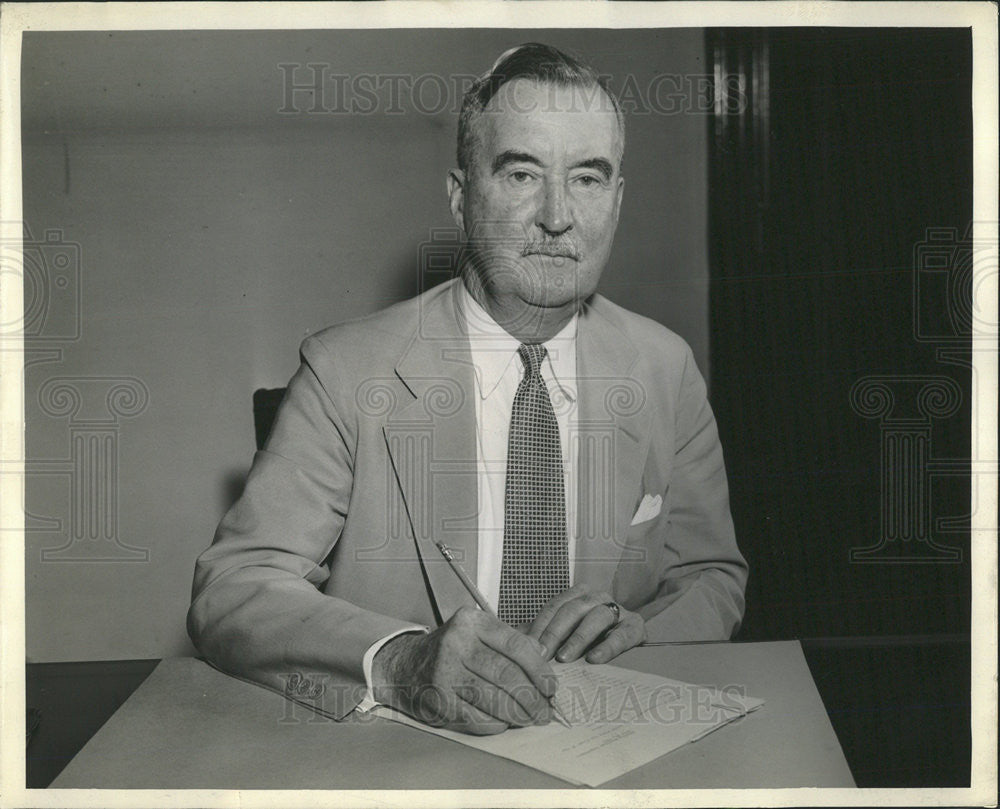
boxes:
[370,606,557,735]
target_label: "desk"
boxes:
[49,641,854,789]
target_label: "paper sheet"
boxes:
[373,659,764,787]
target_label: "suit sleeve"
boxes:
[638,343,748,641]
[186,336,419,719]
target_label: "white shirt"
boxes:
[459,282,579,608]
[357,281,580,711]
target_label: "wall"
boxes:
[21,29,710,661]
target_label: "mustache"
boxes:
[522,241,580,260]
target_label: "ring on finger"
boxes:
[602,601,622,627]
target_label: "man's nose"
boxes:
[535,180,573,236]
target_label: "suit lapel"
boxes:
[383,281,480,623]
[573,300,650,592]
[382,283,651,616]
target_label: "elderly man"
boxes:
[188,43,747,736]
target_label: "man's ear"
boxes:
[447,169,466,231]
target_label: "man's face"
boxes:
[450,79,624,320]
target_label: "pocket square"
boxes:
[630,493,662,526]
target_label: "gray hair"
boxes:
[456,42,625,173]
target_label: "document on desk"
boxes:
[373,659,764,787]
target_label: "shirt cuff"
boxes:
[355,625,428,713]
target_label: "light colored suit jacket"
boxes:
[188,278,747,718]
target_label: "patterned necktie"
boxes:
[497,343,570,625]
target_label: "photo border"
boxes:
[1,2,996,807]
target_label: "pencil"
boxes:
[434,540,573,728]
[435,540,493,613]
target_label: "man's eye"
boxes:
[509,170,535,184]
[576,175,602,188]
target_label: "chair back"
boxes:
[252,387,287,450]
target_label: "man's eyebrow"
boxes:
[490,151,615,181]
[491,150,543,175]
[572,158,614,181]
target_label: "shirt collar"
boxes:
[458,280,578,401]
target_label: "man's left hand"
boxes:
[524,585,647,664]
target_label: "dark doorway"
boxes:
[708,28,973,786]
